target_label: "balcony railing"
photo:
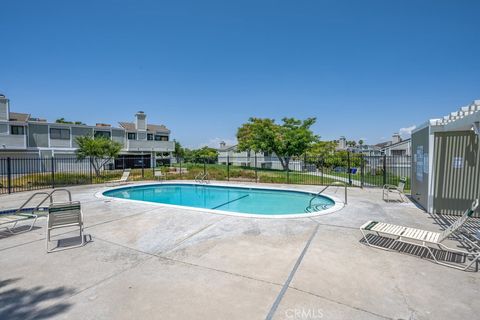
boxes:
[125,140,174,152]
[0,135,27,150]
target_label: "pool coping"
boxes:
[94,181,345,219]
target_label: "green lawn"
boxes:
[325,170,411,190]
[168,163,337,185]
[1,163,369,194]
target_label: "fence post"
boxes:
[203,159,206,175]
[361,155,365,188]
[319,156,323,186]
[152,154,155,178]
[89,157,93,184]
[286,160,290,184]
[141,154,145,179]
[254,154,258,183]
[383,154,387,186]
[347,152,352,186]
[179,158,182,178]
[227,155,230,181]
[6,157,12,194]
[51,156,55,189]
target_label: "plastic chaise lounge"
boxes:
[154,170,167,181]
[360,199,480,271]
[106,169,131,186]
[383,177,407,202]
[46,201,85,253]
[0,209,39,234]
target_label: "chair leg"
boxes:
[360,229,396,251]
[7,216,38,234]
[6,221,18,234]
[424,243,478,271]
[47,224,86,253]
[46,228,51,253]
[361,233,479,271]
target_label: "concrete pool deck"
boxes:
[0,181,479,320]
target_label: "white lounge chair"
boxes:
[154,170,167,181]
[46,201,85,253]
[0,209,39,234]
[360,199,480,271]
[383,177,406,202]
[106,169,131,186]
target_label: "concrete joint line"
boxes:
[265,224,319,320]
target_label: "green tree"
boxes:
[183,146,218,163]
[307,140,337,158]
[75,135,122,176]
[346,140,357,147]
[305,140,337,169]
[323,150,362,169]
[173,140,185,160]
[236,117,318,170]
[358,139,364,146]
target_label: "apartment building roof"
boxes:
[8,112,30,122]
[217,144,237,151]
[118,122,170,134]
[379,138,411,151]
[4,110,170,133]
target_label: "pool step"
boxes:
[305,203,331,213]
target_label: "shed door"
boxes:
[433,131,480,216]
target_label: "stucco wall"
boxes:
[411,127,430,210]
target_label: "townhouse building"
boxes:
[0,94,174,168]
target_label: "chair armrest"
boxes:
[383,184,398,190]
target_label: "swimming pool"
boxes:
[102,183,341,217]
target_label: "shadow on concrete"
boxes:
[404,195,426,210]
[0,226,42,239]
[427,212,480,254]
[0,277,75,320]
[382,198,404,203]
[49,234,93,252]
[360,234,466,264]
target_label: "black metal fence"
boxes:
[179,154,411,189]
[0,153,411,195]
[0,156,158,194]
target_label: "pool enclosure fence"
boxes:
[0,153,411,195]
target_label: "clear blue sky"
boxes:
[1,0,479,148]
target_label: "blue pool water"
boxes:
[103,184,335,215]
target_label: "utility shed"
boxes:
[411,100,480,217]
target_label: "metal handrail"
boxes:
[14,188,73,215]
[36,189,72,208]
[308,181,348,208]
[15,192,52,214]
[195,172,209,184]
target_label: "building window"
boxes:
[10,125,25,135]
[391,149,406,156]
[50,128,70,140]
[147,133,153,141]
[127,132,136,140]
[94,130,111,139]
[154,135,168,141]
